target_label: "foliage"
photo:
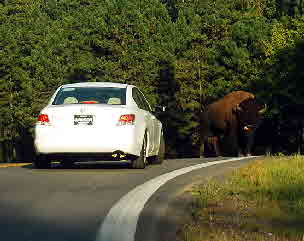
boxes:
[1,0,304,161]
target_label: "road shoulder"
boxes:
[135,158,256,241]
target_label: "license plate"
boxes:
[74,115,94,125]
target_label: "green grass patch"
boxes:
[180,155,304,241]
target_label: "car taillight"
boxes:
[80,101,98,104]
[37,114,50,124]
[118,114,135,125]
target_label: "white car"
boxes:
[34,82,165,169]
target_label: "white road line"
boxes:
[95,157,254,241]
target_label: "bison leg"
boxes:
[203,136,221,157]
[199,143,204,158]
[243,132,255,156]
[203,138,213,157]
[223,130,241,157]
[200,135,208,157]
[238,128,256,156]
[211,136,221,156]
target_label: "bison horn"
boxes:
[258,103,267,114]
[236,104,243,112]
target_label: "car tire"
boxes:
[34,155,51,169]
[149,134,165,165]
[132,133,147,169]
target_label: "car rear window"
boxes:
[52,87,126,105]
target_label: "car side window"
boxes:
[137,90,151,112]
[132,88,145,110]
[132,88,152,112]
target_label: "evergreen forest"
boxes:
[1,0,304,162]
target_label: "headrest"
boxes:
[107,97,121,105]
[64,97,78,104]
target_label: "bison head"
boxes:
[233,98,267,134]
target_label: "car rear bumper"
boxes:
[37,152,136,162]
[34,125,141,156]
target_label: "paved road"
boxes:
[0,157,256,241]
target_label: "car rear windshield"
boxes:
[52,87,126,105]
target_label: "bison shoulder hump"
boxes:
[207,91,255,113]
[225,91,255,100]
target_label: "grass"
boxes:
[179,155,304,241]
[0,162,31,168]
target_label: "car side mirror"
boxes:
[155,105,166,112]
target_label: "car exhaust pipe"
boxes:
[112,151,126,161]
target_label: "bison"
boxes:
[200,91,267,157]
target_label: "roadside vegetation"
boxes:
[1,0,304,161]
[180,155,304,241]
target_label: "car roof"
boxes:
[61,82,130,88]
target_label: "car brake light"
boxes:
[37,114,50,124]
[118,114,135,125]
[80,101,98,104]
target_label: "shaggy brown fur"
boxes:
[200,91,257,157]
[206,91,255,131]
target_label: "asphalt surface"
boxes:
[0,157,256,241]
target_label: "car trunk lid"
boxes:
[42,104,129,130]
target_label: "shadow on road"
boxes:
[0,201,99,241]
[23,161,132,170]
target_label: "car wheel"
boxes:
[149,134,165,165]
[132,133,147,169]
[34,155,51,169]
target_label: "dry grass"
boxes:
[179,155,304,241]
[0,163,31,168]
